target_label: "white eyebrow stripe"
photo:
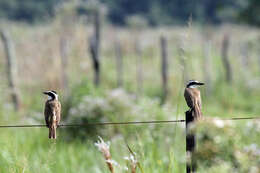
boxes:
[51,92,58,100]
[46,91,58,100]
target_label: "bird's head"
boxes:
[186,80,204,88]
[43,90,58,100]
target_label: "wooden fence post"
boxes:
[241,42,250,68]
[114,40,123,87]
[89,9,101,87]
[186,110,196,173]
[160,36,168,103]
[258,37,260,73]
[239,42,252,79]
[221,33,232,84]
[258,47,260,74]
[0,29,21,111]
[135,39,143,96]
[178,43,189,83]
[203,40,212,95]
[57,2,76,94]
[60,36,69,92]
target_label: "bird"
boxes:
[184,80,204,121]
[43,90,61,139]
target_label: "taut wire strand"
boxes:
[0,120,185,128]
[0,117,259,128]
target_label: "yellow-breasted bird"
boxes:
[43,90,61,139]
[184,80,204,121]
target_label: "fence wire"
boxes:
[0,117,259,128]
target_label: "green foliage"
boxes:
[63,84,173,140]
[0,22,260,172]
[0,0,60,23]
[239,0,260,26]
[0,0,259,26]
[194,119,260,172]
[103,0,246,25]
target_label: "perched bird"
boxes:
[184,80,204,120]
[43,90,61,139]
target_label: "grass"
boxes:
[0,124,186,172]
[0,21,259,172]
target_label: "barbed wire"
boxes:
[0,117,259,128]
[0,120,184,128]
[219,117,260,121]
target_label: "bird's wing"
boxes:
[193,90,203,119]
[184,88,195,108]
[56,101,61,125]
[44,102,51,127]
[197,94,202,109]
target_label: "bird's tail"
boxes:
[192,103,203,121]
[49,126,56,139]
[49,115,57,139]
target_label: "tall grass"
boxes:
[0,21,259,172]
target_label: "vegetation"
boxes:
[0,18,259,172]
[0,0,260,26]
[0,0,60,23]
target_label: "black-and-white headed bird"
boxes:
[43,90,61,139]
[184,80,204,120]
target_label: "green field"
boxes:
[0,22,260,172]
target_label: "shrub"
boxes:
[193,118,260,172]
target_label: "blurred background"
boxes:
[0,0,259,172]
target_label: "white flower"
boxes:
[214,135,221,144]
[244,144,260,156]
[213,119,225,128]
[124,153,138,164]
[94,136,111,159]
[249,166,259,173]
[106,159,119,166]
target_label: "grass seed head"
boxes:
[95,136,114,173]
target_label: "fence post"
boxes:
[160,36,168,103]
[241,42,250,68]
[221,33,232,84]
[0,29,21,111]
[89,9,101,87]
[203,39,212,96]
[186,110,196,173]
[135,39,143,96]
[115,40,123,87]
[178,43,189,83]
[258,44,260,74]
[60,36,69,92]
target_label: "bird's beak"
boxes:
[198,82,204,85]
[43,91,48,95]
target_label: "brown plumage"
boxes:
[184,80,204,121]
[43,91,61,139]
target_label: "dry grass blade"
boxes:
[125,143,144,173]
[95,136,115,173]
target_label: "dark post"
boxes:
[115,40,123,87]
[186,110,196,173]
[221,34,232,84]
[160,36,168,103]
[89,9,101,86]
[0,29,21,111]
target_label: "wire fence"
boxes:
[0,116,259,128]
